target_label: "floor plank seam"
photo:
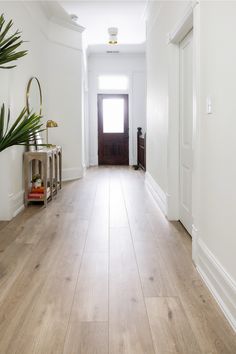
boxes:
[119,169,157,354]
[61,176,100,352]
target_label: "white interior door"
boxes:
[179,30,193,235]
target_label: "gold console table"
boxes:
[24,146,62,207]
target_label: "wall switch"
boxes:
[207,97,212,114]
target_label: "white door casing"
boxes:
[179,30,193,235]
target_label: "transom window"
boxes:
[98,75,128,90]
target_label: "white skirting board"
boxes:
[62,166,86,182]
[145,171,167,216]
[196,238,236,332]
[145,171,236,333]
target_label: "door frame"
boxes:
[97,93,129,165]
[167,1,200,263]
[179,29,194,235]
[89,72,135,166]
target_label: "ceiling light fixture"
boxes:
[108,27,118,45]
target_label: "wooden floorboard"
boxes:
[146,296,201,354]
[0,166,235,353]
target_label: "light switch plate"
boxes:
[207,97,212,114]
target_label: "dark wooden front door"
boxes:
[98,94,129,165]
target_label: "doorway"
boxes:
[97,94,129,165]
[179,30,193,235]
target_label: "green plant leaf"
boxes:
[0,14,28,69]
[0,104,46,152]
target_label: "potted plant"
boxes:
[31,174,42,189]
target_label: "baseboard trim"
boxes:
[145,171,167,215]
[89,156,98,166]
[10,190,24,218]
[196,239,236,332]
[62,166,86,182]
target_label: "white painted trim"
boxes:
[168,9,193,44]
[167,41,180,221]
[145,172,167,216]
[9,190,25,218]
[191,1,202,263]
[38,2,85,34]
[167,3,200,227]
[167,2,201,266]
[22,2,83,52]
[196,239,236,333]
[191,224,199,265]
[50,16,85,34]
[62,166,86,182]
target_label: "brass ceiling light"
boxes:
[108,27,118,45]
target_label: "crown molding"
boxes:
[22,1,84,51]
[40,1,85,33]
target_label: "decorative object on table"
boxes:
[31,174,42,188]
[0,14,27,69]
[26,76,43,149]
[46,120,58,146]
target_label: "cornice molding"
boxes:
[22,1,84,52]
[40,1,85,34]
[50,16,85,34]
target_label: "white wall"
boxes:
[146,1,188,192]
[88,53,146,166]
[45,36,84,181]
[0,2,48,220]
[146,0,236,331]
[0,1,85,220]
[195,2,236,328]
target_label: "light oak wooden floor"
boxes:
[0,166,235,354]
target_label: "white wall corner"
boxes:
[10,191,25,218]
[196,238,236,333]
[62,166,85,182]
[145,172,167,216]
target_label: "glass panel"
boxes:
[99,75,128,90]
[103,98,124,133]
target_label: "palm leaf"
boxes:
[0,14,28,69]
[0,104,46,152]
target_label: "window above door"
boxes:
[98,75,129,91]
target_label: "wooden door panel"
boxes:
[98,94,129,165]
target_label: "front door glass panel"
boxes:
[102,98,124,133]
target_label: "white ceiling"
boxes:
[60,1,147,51]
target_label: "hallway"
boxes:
[0,167,235,353]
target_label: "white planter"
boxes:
[0,148,12,220]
